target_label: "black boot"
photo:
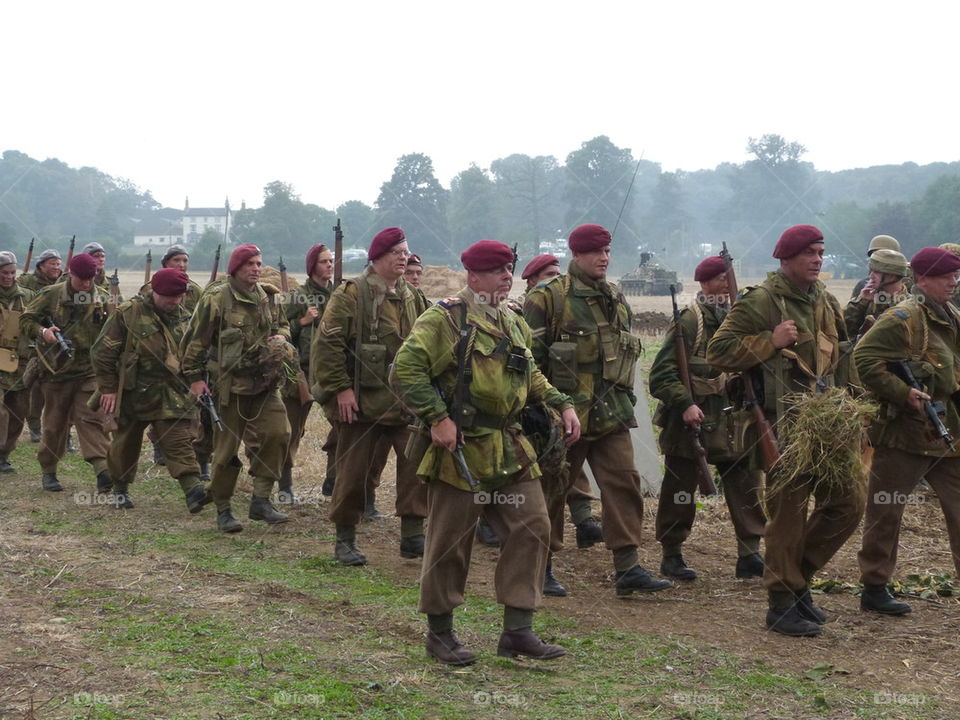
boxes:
[735,553,764,579]
[363,492,384,521]
[660,553,697,581]
[249,496,289,524]
[153,444,166,466]
[41,473,63,492]
[185,485,211,514]
[497,628,566,660]
[400,535,425,559]
[113,484,134,509]
[426,629,475,666]
[277,467,297,505]
[575,517,603,548]
[217,509,243,533]
[796,588,827,624]
[0,456,15,473]
[860,584,912,616]
[475,516,501,547]
[766,592,821,637]
[96,470,112,494]
[321,473,335,497]
[334,540,367,566]
[543,557,567,597]
[198,462,211,484]
[615,566,672,595]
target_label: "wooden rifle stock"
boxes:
[144,249,152,284]
[719,243,780,472]
[669,285,717,496]
[66,235,75,265]
[23,238,34,274]
[333,219,343,287]
[209,244,221,285]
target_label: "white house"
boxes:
[182,198,231,245]
[133,218,184,247]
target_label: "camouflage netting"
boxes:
[419,265,466,300]
[767,387,877,506]
[259,335,300,389]
[631,311,672,335]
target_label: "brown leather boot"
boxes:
[497,628,566,660]
[426,630,476,666]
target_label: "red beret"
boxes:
[151,268,189,296]
[772,225,824,259]
[68,253,98,280]
[228,243,262,275]
[694,256,726,282]
[461,240,514,272]
[406,253,422,267]
[568,224,612,253]
[910,247,960,277]
[305,243,328,276]
[521,254,560,280]
[368,227,405,261]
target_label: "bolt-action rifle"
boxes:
[669,285,717,496]
[333,219,343,287]
[209,244,221,285]
[22,238,34,274]
[719,242,781,472]
[890,360,956,452]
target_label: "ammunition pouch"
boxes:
[701,407,754,464]
[0,348,18,373]
[217,327,245,374]
[357,343,389,389]
[601,330,641,390]
[547,341,578,392]
[405,422,432,465]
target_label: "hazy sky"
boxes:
[3,1,957,211]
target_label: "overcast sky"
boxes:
[3,1,957,211]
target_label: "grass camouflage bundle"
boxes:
[259,335,300,389]
[767,387,877,504]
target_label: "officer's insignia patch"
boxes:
[437,297,463,310]
[320,321,341,335]
[893,310,908,320]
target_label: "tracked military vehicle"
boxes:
[618,253,682,296]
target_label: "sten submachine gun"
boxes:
[890,360,956,452]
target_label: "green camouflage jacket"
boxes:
[0,283,36,390]
[285,276,332,370]
[843,288,909,340]
[523,261,640,438]
[140,278,203,315]
[648,297,747,461]
[92,294,197,421]
[310,267,419,425]
[18,271,59,292]
[180,277,290,398]
[706,270,851,421]
[854,293,960,457]
[20,280,111,383]
[392,287,573,491]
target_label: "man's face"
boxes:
[572,246,611,280]
[699,273,729,301]
[38,258,62,281]
[916,272,959,305]
[371,242,410,281]
[403,264,423,288]
[527,264,561,290]
[779,243,824,288]
[89,251,106,271]
[70,275,94,293]
[0,264,16,288]
[153,292,186,313]
[165,254,189,272]
[234,255,262,286]
[312,249,334,283]
[468,263,514,305]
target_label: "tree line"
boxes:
[3,139,960,277]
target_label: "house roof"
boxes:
[134,218,182,236]
[184,207,228,218]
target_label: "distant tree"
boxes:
[191,228,224,270]
[820,201,872,259]
[232,181,333,259]
[718,134,821,269]
[448,165,500,256]
[490,153,563,258]
[868,201,918,255]
[375,153,451,261]
[643,171,693,271]
[0,221,16,249]
[912,175,960,250]
[335,200,377,247]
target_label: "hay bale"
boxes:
[420,265,466,300]
[259,265,300,290]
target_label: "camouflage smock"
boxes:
[0,282,35,390]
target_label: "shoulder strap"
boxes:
[547,275,570,341]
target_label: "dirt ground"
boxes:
[4,273,958,718]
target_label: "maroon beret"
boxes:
[305,243,328,276]
[521,253,560,280]
[406,253,422,267]
[68,253,98,280]
[228,244,262,275]
[694,256,726,282]
[368,227,405,262]
[151,268,189,296]
[568,224,612,253]
[910,247,960,277]
[461,240,514,272]
[772,224,824,259]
